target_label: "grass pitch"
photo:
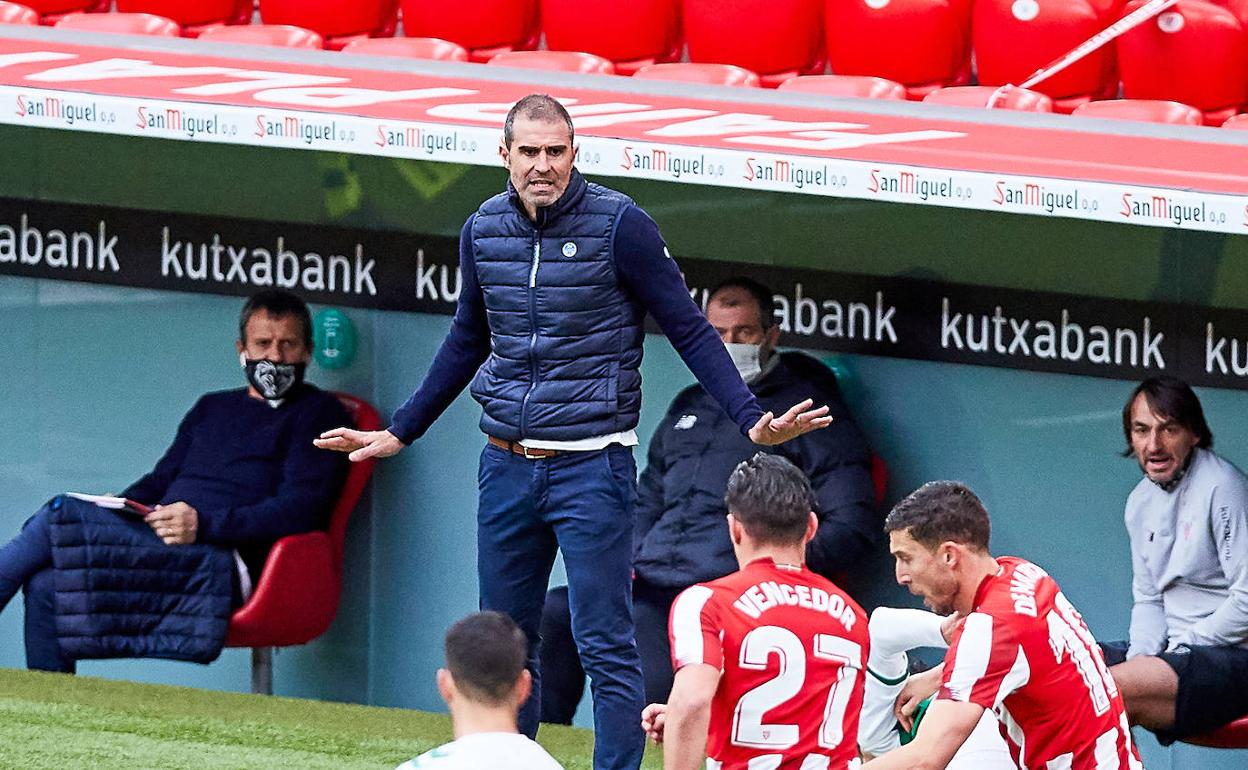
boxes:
[0,669,662,769]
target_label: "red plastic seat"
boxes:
[1071,98,1204,125]
[341,36,468,61]
[487,50,616,75]
[115,0,244,32]
[542,0,680,75]
[778,74,907,99]
[22,0,105,24]
[400,0,538,63]
[924,85,1055,112]
[825,0,972,99]
[1118,0,1248,126]
[198,22,324,48]
[973,0,1122,113]
[260,0,397,50]
[633,61,761,87]
[1184,716,1248,748]
[683,0,822,87]
[54,11,182,35]
[0,1,37,24]
[224,393,379,694]
[1224,112,1248,128]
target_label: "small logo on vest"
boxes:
[561,241,577,257]
[674,414,697,430]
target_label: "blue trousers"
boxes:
[0,506,75,673]
[477,442,645,770]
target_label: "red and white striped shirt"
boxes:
[669,558,870,770]
[939,557,1143,770]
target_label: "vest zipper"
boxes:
[520,234,540,437]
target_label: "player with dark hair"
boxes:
[641,453,868,770]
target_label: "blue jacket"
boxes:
[633,352,881,592]
[468,170,645,441]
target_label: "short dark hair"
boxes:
[238,289,313,349]
[884,481,990,552]
[503,94,574,147]
[1121,377,1213,456]
[724,453,815,545]
[444,611,528,705]
[709,276,777,330]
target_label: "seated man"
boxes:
[397,611,565,770]
[0,289,349,672]
[540,277,878,722]
[1105,377,1248,744]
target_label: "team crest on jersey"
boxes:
[561,241,577,257]
[674,414,697,430]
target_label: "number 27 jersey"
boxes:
[669,558,870,770]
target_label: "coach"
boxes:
[316,94,828,770]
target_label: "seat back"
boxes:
[1118,0,1248,124]
[400,0,539,62]
[0,1,38,23]
[684,0,823,85]
[869,452,888,508]
[198,22,324,47]
[55,11,182,35]
[542,0,680,73]
[342,36,469,61]
[825,0,972,97]
[115,0,239,26]
[488,49,616,74]
[974,0,1121,109]
[1072,97,1204,124]
[1224,112,1248,128]
[260,0,397,43]
[1184,716,1248,748]
[778,74,907,99]
[20,0,101,18]
[632,61,761,86]
[924,84,1055,111]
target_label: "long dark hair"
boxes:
[1121,377,1213,457]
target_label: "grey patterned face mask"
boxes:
[242,357,304,407]
[724,342,763,382]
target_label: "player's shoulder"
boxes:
[973,557,1057,627]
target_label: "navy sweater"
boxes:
[121,385,349,579]
[391,204,764,443]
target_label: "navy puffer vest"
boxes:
[468,170,645,441]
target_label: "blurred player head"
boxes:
[884,481,992,615]
[723,453,818,561]
[1122,377,1211,486]
[438,611,531,723]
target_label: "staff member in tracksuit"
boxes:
[315,94,830,770]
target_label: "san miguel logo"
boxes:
[374,124,472,155]
[743,158,844,191]
[254,114,354,146]
[15,94,115,126]
[867,168,969,202]
[619,146,725,180]
[993,181,1097,215]
[136,106,233,139]
[1120,192,1229,227]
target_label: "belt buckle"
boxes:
[520,444,545,459]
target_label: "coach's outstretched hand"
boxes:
[315,427,405,462]
[640,703,667,745]
[748,398,833,446]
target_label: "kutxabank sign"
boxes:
[0,37,1245,234]
[0,196,1244,390]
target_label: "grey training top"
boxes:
[1125,447,1248,657]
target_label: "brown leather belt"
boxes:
[487,435,561,459]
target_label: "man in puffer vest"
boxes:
[316,94,829,770]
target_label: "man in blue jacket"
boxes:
[0,289,348,672]
[540,277,880,719]
[315,95,829,770]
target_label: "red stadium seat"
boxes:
[22,0,106,25]
[1117,0,1248,126]
[225,393,379,695]
[973,0,1122,113]
[542,0,681,75]
[1224,112,1248,128]
[683,0,823,87]
[400,0,539,63]
[55,11,182,35]
[198,22,324,48]
[1071,98,1204,124]
[260,0,397,50]
[924,85,1055,112]
[0,1,37,24]
[825,0,973,99]
[115,0,240,32]
[1184,716,1248,748]
[341,36,468,62]
[487,50,616,75]
[778,74,907,99]
[633,61,762,87]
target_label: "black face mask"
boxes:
[242,358,305,407]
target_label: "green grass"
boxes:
[0,669,662,769]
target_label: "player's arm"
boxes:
[1125,524,1167,657]
[1173,485,1248,649]
[662,663,721,770]
[861,699,985,770]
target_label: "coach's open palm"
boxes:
[748,398,833,445]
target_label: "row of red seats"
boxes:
[4,0,1247,128]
